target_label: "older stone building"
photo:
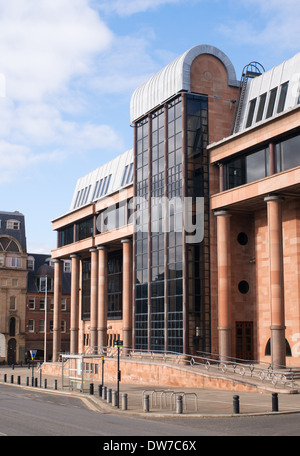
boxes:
[0,211,28,364]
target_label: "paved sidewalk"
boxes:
[1,365,300,417]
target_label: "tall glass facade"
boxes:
[134,93,211,354]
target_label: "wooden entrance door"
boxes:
[236,322,254,361]
[7,338,16,365]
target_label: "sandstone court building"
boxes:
[51,45,300,369]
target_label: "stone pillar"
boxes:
[264,195,285,368]
[97,246,108,349]
[70,254,80,354]
[215,211,232,361]
[90,248,98,351]
[52,259,62,362]
[121,239,132,352]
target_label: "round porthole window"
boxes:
[238,280,249,294]
[237,232,248,245]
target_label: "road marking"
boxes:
[0,431,7,436]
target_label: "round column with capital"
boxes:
[215,210,232,361]
[90,248,98,351]
[70,254,80,354]
[97,246,108,349]
[121,239,133,352]
[52,259,62,362]
[264,195,286,368]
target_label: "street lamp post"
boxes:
[44,276,48,363]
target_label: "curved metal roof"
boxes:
[130,44,239,122]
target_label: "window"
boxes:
[12,279,18,287]
[82,259,91,320]
[29,298,35,310]
[40,298,45,310]
[225,147,269,190]
[27,256,35,270]
[6,256,22,268]
[77,217,94,241]
[10,296,16,311]
[9,318,16,336]
[6,220,20,230]
[61,320,66,332]
[107,252,123,319]
[28,320,35,332]
[36,277,53,292]
[63,260,71,273]
[275,134,300,172]
[61,298,66,311]
[238,281,249,294]
[0,238,20,253]
[246,99,257,128]
[39,320,45,333]
[121,163,134,186]
[237,232,248,245]
[256,93,267,122]
[58,225,73,247]
[266,87,278,118]
[277,82,289,113]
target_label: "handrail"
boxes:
[61,347,300,390]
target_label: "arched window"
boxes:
[265,338,292,356]
[27,256,35,270]
[9,318,16,337]
[0,237,20,252]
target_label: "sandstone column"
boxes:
[215,210,232,361]
[90,248,98,351]
[97,246,108,349]
[121,239,132,352]
[52,259,62,362]
[70,254,80,354]
[264,195,285,368]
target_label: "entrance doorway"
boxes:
[236,322,254,361]
[7,338,16,365]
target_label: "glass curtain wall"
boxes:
[134,93,210,354]
[186,95,210,353]
[135,117,149,350]
[107,251,123,319]
[82,258,91,320]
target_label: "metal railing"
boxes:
[62,347,300,391]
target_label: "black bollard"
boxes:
[10,375,14,384]
[272,393,279,412]
[26,377,29,386]
[233,395,240,414]
[98,384,102,397]
[34,378,38,387]
[4,374,7,383]
[17,376,21,385]
[89,383,94,395]
[44,379,47,389]
[103,386,107,400]
[54,379,57,390]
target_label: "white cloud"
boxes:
[0,0,113,102]
[220,0,300,54]
[96,0,181,16]
[0,0,129,182]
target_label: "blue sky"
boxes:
[0,0,299,253]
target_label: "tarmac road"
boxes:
[0,383,300,438]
